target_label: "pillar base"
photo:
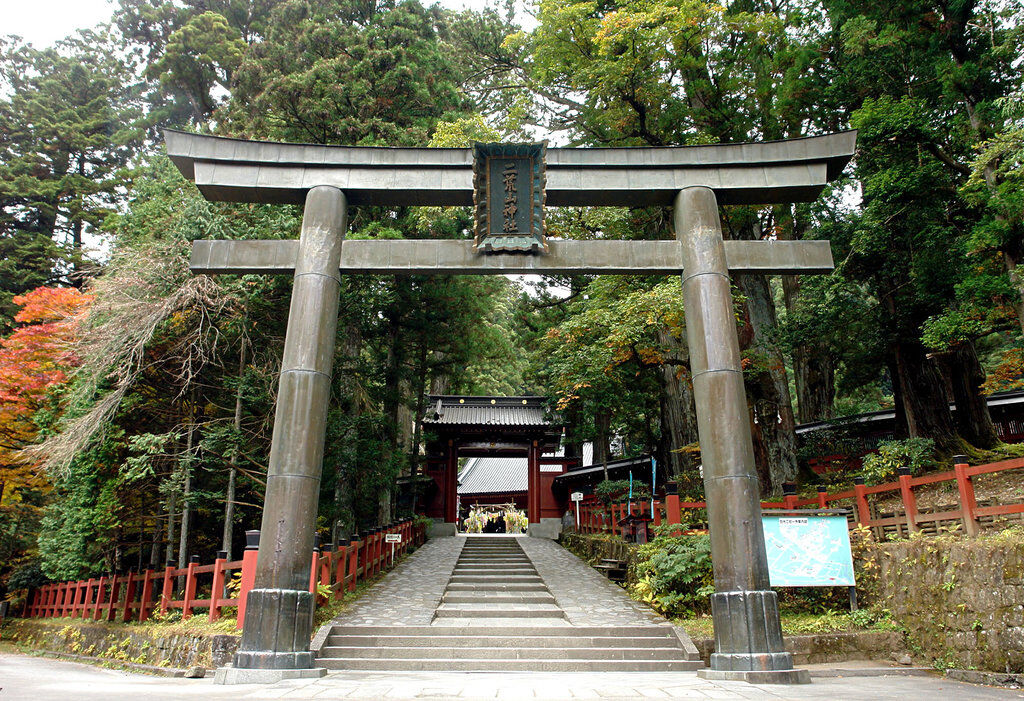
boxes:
[710,590,794,672]
[214,665,327,685]
[429,521,457,537]
[698,668,810,684]
[234,588,315,670]
[527,518,562,539]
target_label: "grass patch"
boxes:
[677,607,900,639]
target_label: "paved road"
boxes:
[3,650,1024,700]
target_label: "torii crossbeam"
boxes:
[165,129,856,684]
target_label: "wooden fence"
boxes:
[574,455,1024,540]
[23,519,423,629]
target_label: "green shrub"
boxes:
[859,438,936,485]
[595,479,652,504]
[629,531,714,616]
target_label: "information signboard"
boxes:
[761,513,855,587]
[385,533,402,544]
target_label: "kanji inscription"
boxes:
[472,142,547,253]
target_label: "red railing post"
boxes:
[64,582,76,617]
[817,485,828,509]
[93,576,107,621]
[237,530,260,630]
[665,482,682,536]
[182,556,199,619]
[209,551,227,622]
[106,574,120,622]
[653,500,662,527]
[68,581,80,618]
[954,455,980,536]
[84,579,96,619]
[121,572,136,622]
[334,545,347,601]
[782,483,798,510]
[348,535,360,592]
[160,563,174,616]
[853,477,870,526]
[897,466,919,534]
[138,569,154,622]
[309,545,321,594]
[322,547,333,588]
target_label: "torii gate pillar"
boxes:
[677,187,806,683]
[221,186,347,682]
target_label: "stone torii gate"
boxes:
[165,129,856,684]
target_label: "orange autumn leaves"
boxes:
[0,287,92,501]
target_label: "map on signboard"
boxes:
[762,514,855,587]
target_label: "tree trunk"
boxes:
[378,279,408,525]
[792,346,836,423]
[734,269,799,492]
[594,411,611,481]
[655,328,698,482]
[893,340,964,454]
[935,343,999,448]
[779,206,835,423]
[332,318,361,545]
[177,395,197,570]
[1003,251,1024,337]
[150,523,161,569]
[221,337,246,558]
[164,491,176,565]
[727,212,800,493]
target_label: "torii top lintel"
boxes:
[164,129,856,208]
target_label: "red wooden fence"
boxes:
[23,519,424,629]
[575,455,1024,539]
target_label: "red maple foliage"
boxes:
[0,286,92,502]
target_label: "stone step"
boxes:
[326,625,678,637]
[445,583,548,592]
[459,550,523,555]
[452,568,537,575]
[429,617,573,628]
[449,575,542,583]
[319,658,703,672]
[441,593,556,604]
[319,646,686,661]
[434,604,567,619]
[325,634,680,649]
[455,557,531,563]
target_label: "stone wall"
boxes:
[559,532,638,573]
[691,630,903,666]
[873,533,1024,672]
[1,618,238,669]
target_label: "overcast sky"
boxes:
[4,0,523,47]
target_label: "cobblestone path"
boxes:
[325,536,465,626]
[518,537,663,627]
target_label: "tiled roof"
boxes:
[456,443,594,496]
[423,396,551,427]
[458,456,528,495]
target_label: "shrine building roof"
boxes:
[423,395,553,428]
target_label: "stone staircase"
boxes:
[434,535,565,623]
[314,536,702,672]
